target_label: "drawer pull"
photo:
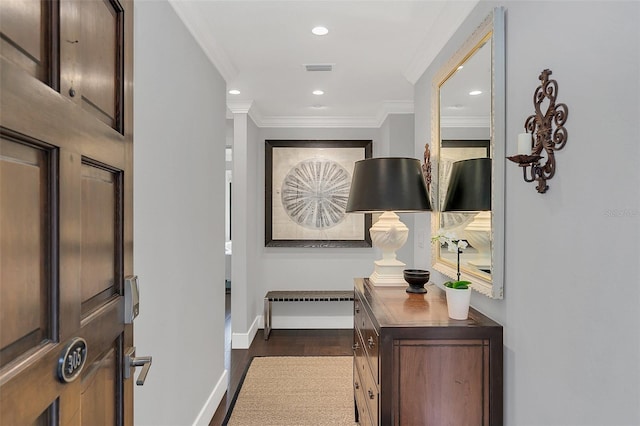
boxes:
[352,342,360,350]
[355,306,360,314]
[368,389,375,400]
[367,336,375,349]
[355,381,360,389]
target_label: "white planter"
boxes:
[445,287,472,320]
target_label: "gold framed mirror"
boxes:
[430,7,505,299]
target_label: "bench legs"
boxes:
[264,297,271,340]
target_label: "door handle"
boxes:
[124,347,152,386]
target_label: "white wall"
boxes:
[229,112,263,348]
[134,2,227,425]
[416,1,640,424]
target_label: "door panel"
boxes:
[78,0,123,131]
[81,345,117,425]
[0,0,134,424]
[0,0,53,84]
[0,137,52,367]
[80,161,120,315]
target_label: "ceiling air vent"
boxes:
[304,64,333,72]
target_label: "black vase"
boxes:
[403,269,430,294]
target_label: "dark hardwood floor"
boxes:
[208,293,353,425]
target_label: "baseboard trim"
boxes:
[232,314,352,349]
[231,315,260,349]
[192,369,228,426]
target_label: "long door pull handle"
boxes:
[124,347,153,386]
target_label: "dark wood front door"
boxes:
[1,0,134,424]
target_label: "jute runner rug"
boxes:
[223,356,357,426]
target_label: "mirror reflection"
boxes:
[438,38,492,280]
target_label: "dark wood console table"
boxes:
[353,278,503,425]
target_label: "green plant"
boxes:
[443,280,471,290]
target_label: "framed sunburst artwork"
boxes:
[265,139,372,248]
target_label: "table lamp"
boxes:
[346,157,431,285]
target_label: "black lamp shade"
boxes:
[345,157,431,213]
[442,157,491,212]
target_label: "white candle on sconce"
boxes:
[517,133,531,155]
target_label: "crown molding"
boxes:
[227,101,254,114]
[254,115,380,128]
[248,107,263,127]
[245,101,413,128]
[375,101,414,126]
[440,115,490,128]
[168,0,238,83]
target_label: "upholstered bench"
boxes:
[263,290,354,340]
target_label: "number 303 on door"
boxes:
[57,338,88,383]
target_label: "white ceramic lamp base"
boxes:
[368,211,409,286]
[464,211,491,270]
[369,259,406,285]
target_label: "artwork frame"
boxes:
[265,139,372,248]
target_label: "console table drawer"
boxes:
[355,291,379,383]
[353,349,378,426]
[354,360,374,426]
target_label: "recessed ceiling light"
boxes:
[469,90,482,96]
[312,26,329,36]
[228,89,240,95]
[312,90,324,95]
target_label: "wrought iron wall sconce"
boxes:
[507,69,569,193]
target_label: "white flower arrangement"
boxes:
[431,230,468,253]
[431,230,471,289]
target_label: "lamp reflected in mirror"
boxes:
[442,158,492,271]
